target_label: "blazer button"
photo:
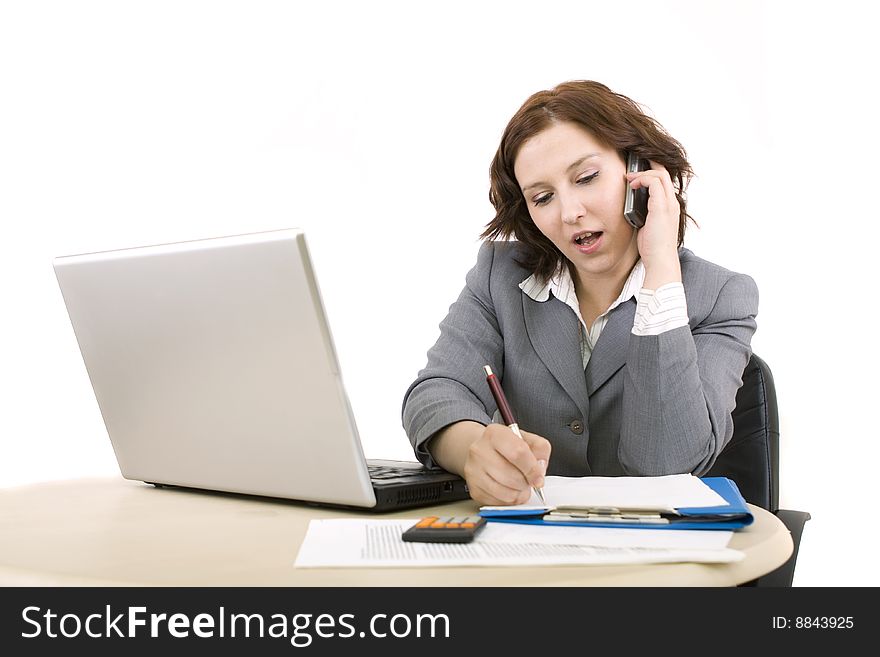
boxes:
[568,420,584,435]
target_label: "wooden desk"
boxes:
[0,478,793,586]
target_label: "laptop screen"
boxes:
[54,229,380,506]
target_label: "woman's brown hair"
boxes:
[483,80,695,282]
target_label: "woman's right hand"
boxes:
[463,424,550,506]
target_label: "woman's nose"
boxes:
[559,191,586,225]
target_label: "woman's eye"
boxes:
[532,172,599,207]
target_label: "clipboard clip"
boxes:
[546,506,672,524]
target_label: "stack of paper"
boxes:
[527,473,726,509]
[294,476,752,568]
[480,474,753,530]
[293,518,743,568]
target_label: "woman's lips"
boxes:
[574,231,603,254]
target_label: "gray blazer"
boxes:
[402,241,758,477]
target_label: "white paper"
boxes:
[478,522,734,549]
[293,519,743,568]
[483,474,727,513]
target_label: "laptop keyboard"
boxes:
[368,462,436,482]
[365,459,469,508]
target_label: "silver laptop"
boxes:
[53,228,469,511]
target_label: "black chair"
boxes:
[706,353,810,587]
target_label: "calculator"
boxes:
[401,516,488,543]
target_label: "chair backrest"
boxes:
[706,353,780,512]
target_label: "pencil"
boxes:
[483,365,547,505]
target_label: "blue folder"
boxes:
[479,477,753,530]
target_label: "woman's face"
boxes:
[514,121,638,283]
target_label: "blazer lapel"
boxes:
[585,297,636,396]
[522,295,590,416]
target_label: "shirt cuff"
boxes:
[632,282,689,336]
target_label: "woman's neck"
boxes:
[570,242,640,316]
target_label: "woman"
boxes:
[402,80,758,506]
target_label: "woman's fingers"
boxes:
[463,424,552,505]
[626,160,680,246]
[626,161,675,201]
[467,472,532,506]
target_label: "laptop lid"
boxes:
[54,229,381,507]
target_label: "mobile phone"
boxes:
[624,152,650,229]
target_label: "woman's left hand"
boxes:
[626,160,682,288]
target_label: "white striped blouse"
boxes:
[518,260,689,368]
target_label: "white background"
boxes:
[1,0,877,586]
